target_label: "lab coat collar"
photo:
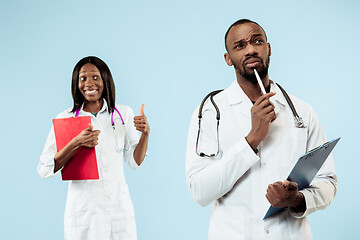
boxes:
[269,81,287,107]
[77,98,109,115]
[227,80,287,105]
[227,80,287,115]
[227,80,250,106]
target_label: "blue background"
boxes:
[1,0,359,239]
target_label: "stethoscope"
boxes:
[196,83,306,158]
[75,107,130,152]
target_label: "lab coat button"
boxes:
[265,229,269,234]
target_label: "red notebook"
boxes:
[52,116,99,181]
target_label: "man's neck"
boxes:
[236,73,270,102]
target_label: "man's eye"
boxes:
[254,39,264,44]
[235,43,245,49]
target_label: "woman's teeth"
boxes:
[85,89,97,94]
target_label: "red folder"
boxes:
[52,116,99,180]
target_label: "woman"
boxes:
[38,56,149,240]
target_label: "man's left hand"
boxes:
[265,180,305,210]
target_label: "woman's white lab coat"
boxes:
[38,100,141,240]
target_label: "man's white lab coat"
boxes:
[186,81,337,240]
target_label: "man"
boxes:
[185,19,337,239]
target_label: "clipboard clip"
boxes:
[308,141,329,153]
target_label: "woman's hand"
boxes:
[133,104,150,135]
[54,123,100,173]
[74,123,101,148]
[133,104,150,166]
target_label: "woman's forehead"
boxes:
[79,63,100,73]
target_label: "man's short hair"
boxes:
[224,19,267,51]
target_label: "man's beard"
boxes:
[236,56,270,85]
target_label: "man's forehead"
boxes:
[227,23,266,43]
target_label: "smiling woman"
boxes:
[37,56,150,240]
[71,57,115,115]
[78,63,104,112]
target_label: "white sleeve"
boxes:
[290,108,337,218]
[185,107,260,207]
[123,106,142,169]
[37,127,60,178]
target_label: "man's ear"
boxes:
[224,53,233,66]
[268,43,271,56]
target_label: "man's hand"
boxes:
[246,92,276,150]
[265,180,305,212]
[133,104,150,135]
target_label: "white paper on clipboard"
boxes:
[263,137,340,220]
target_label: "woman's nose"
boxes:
[85,79,94,87]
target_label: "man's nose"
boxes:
[244,43,258,56]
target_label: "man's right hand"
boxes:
[246,92,276,150]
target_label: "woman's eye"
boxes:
[80,76,86,81]
[93,75,98,80]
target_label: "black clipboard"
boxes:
[263,137,340,220]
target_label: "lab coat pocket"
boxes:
[114,118,126,152]
[279,128,307,177]
[210,205,245,237]
[121,185,135,218]
[65,186,90,228]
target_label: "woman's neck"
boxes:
[83,99,103,113]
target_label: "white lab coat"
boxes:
[186,81,337,240]
[38,100,141,240]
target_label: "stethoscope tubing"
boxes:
[111,107,125,125]
[75,107,125,125]
[196,83,306,157]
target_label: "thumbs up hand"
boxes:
[134,104,150,135]
[140,104,145,116]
